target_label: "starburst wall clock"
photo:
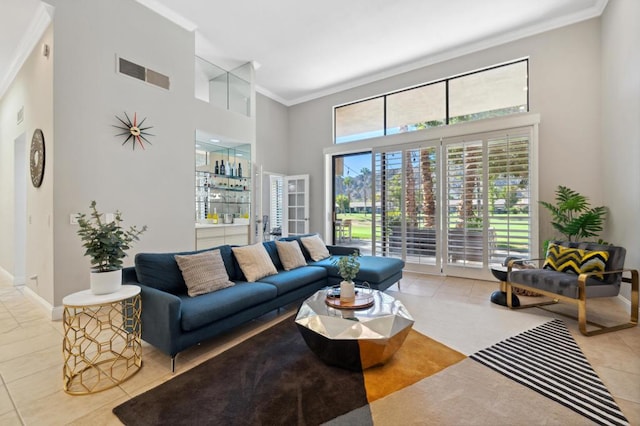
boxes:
[114,112,154,150]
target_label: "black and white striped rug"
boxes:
[470,319,629,426]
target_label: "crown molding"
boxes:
[0,3,53,98]
[281,0,609,106]
[135,0,197,31]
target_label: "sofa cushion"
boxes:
[135,246,236,294]
[232,243,278,282]
[300,234,330,261]
[311,255,405,284]
[275,240,307,271]
[509,269,620,300]
[174,250,235,297]
[258,266,327,296]
[261,240,284,271]
[180,282,277,331]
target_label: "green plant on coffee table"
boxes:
[333,251,360,283]
[76,201,147,272]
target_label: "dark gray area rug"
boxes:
[113,318,370,425]
[470,319,629,426]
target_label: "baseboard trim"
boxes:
[22,285,62,321]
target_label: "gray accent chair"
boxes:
[506,241,638,336]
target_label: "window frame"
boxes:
[334,58,529,144]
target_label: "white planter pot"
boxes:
[340,280,356,303]
[90,269,122,295]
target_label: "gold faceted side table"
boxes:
[62,285,142,395]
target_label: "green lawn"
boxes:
[336,212,530,250]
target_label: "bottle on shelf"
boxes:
[237,162,242,178]
[220,160,226,176]
[212,208,219,224]
[214,161,219,175]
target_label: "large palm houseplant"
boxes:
[77,201,147,294]
[539,185,607,252]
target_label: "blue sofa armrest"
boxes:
[137,283,183,357]
[327,245,360,256]
[122,266,138,283]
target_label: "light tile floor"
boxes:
[0,269,638,425]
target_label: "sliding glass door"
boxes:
[332,153,373,254]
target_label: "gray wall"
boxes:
[287,18,603,247]
[256,93,289,175]
[2,0,636,309]
[601,0,640,298]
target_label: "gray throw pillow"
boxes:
[175,250,235,297]
[275,240,307,271]
[232,243,278,282]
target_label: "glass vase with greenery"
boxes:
[333,251,360,283]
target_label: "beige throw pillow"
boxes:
[275,240,307,271]
[232,243,278,282]
[300,234,330,261]
[174,250,235,297]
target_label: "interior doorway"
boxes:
[283,175,309,237]
[260,171,284,241]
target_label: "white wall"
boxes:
[287,18,603,246]
[49,0,256,306]
[601,0,640,298]
[3,1,633,309]
[48,0,196,306]
[0,24,54,301]
[1,0,255,310]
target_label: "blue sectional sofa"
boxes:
[122,235,404,371]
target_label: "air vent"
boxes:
[118,57,170,90]
[17,106,24,124]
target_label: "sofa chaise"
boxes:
[122,234,404,371]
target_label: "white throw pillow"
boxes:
[174,250,235,297]
[232,243,278,282]
[275,240,307,271]
[300,234,330,261]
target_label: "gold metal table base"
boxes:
[62,289,142,395]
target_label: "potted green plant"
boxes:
[77,201,147,294]
[333,251,360,303]
[539,185,607,252]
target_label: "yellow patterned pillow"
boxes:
[580,250,609,280]
[542,243,583,275]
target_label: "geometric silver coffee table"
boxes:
[295,288,414,371]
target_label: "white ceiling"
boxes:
[2,0,607,105]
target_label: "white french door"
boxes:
[372,126,534,279]
[283,174,310,237]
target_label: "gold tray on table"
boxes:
[325,285,374,309]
